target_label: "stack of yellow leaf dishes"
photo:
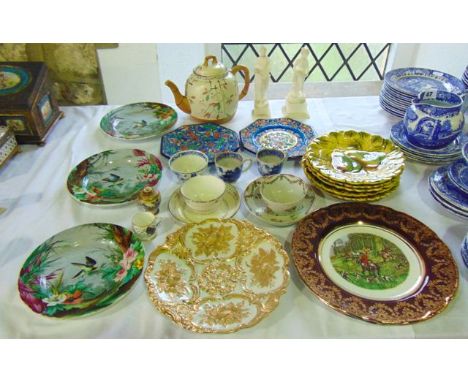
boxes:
[302,130,405,201]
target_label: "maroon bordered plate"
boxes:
[291,203,458,324]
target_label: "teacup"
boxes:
[215,151,252,183]
[169,150,208,181]
[180,175,226,213]
[259,174,307,212]
[132,211,159,241]
[257,148,286,176]
[403,90,465,149]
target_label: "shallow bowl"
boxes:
[259,174,307,212]
[180,175,226,212]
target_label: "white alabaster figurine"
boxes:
[282,47,310,120]
[252,46,271,119]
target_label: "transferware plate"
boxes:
[291,203,458,324]
[239,118,316,159]
[67,149,163,205]
[18,223,145,317]
[100,102,177,140]
[145,219,289,333]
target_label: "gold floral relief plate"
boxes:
[304,131,405,185]
[291,203,458,324]
[144,219,289,333]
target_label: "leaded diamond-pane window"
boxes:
[221,43,391,82]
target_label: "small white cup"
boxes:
[180,175,226,213]
[132,211,159,241]
[259,174,307,212]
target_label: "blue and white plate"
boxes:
[429,166,468,213]
[239,118,316,159]
[461,233,468,268]
[160,123,240,164]
[429,187,468,219]
[379,97,405,118]
[390,122,463,163]
[462,66,468,88]
[448,159,468,194]
[462,140,468,162]
[385,67,467,97]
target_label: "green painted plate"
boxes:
[67,149,163,205]
[18,223,145,318]
[100,102,177,140]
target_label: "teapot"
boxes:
[165,56,250,123]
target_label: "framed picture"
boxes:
[0,115,31,135]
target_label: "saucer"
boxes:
[169,184,240,223]
[244,177,316,226]
[448,159,468,195]
[429,187,468,219]
[429,166,468,213]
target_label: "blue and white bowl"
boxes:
[169,150,209,182]
[256,148,286,176]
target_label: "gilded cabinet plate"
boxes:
[291,203,458,325]
[145,219,290,333]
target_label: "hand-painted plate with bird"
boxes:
[100,102,177,140]
[18,223,145,318]
[67,149,163,205]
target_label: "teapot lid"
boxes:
[194,56,227,77]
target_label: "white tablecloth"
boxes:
[1,97,466,338]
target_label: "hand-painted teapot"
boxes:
[165,56,250,123]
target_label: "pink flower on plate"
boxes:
[18,279,46,313]
[123,248,137,264]
[114,266,128,282]
[133,149,146,157]
[137,158,150,167]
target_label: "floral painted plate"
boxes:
[67,149,163,205]
[18,223,145,318]
[244,176,316,226]
[291,203,458,324]
[100,103,177,140]
[239,118,316,159]
[160,123,239,163]
[303,131,405,185]
[385,67,466,97]
[145,219,289,333]
[169,184,241,223]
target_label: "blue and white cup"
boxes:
[169,150,208,182]
[257,148,286,176]
[215,151,252,183]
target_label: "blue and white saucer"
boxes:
[448,159,468,195]
[429,166,468,217]
[391,122,463,163]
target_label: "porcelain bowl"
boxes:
[180,175,226,212]
[169,150,208,181]
[259,174,308,212]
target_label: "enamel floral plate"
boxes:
[160,123,239,163]
[100,102,177,140]
[239,118,316,159]
[67,149,163,205]
[291,203,458,325]
[145,218,290,333]
[18,223,145,318]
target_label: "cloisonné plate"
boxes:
[448,159,468,195]
[169,184,241,224]
[0,65,31,96]
[239,118,316,159]
[67,149,163,205]
[100,103,177,140]
[244,177,316,226]
[385,67,466,96]
[291,203,458,324]
[303,131,405,185]
[145,219,289,333]
[429,166,468,213]
[18,223,145,318]
[160,123,239,163]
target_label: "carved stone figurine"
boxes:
[282,47,310,120]
[252,46,271,119]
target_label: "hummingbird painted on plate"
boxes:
[71,256,97,279]
[102,173,123,183]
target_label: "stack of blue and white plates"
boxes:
[380,67,467,118]
[461,233,468,268]
[429,158,468,218]
[462,65,468,89]
[390,122,465,165]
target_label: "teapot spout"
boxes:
[165,80,191,115]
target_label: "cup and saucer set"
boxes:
[166,145,316,226]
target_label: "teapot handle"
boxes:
[203,55,218,66]
[231,65,250,100]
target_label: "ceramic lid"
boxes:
[194,56,227,77]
